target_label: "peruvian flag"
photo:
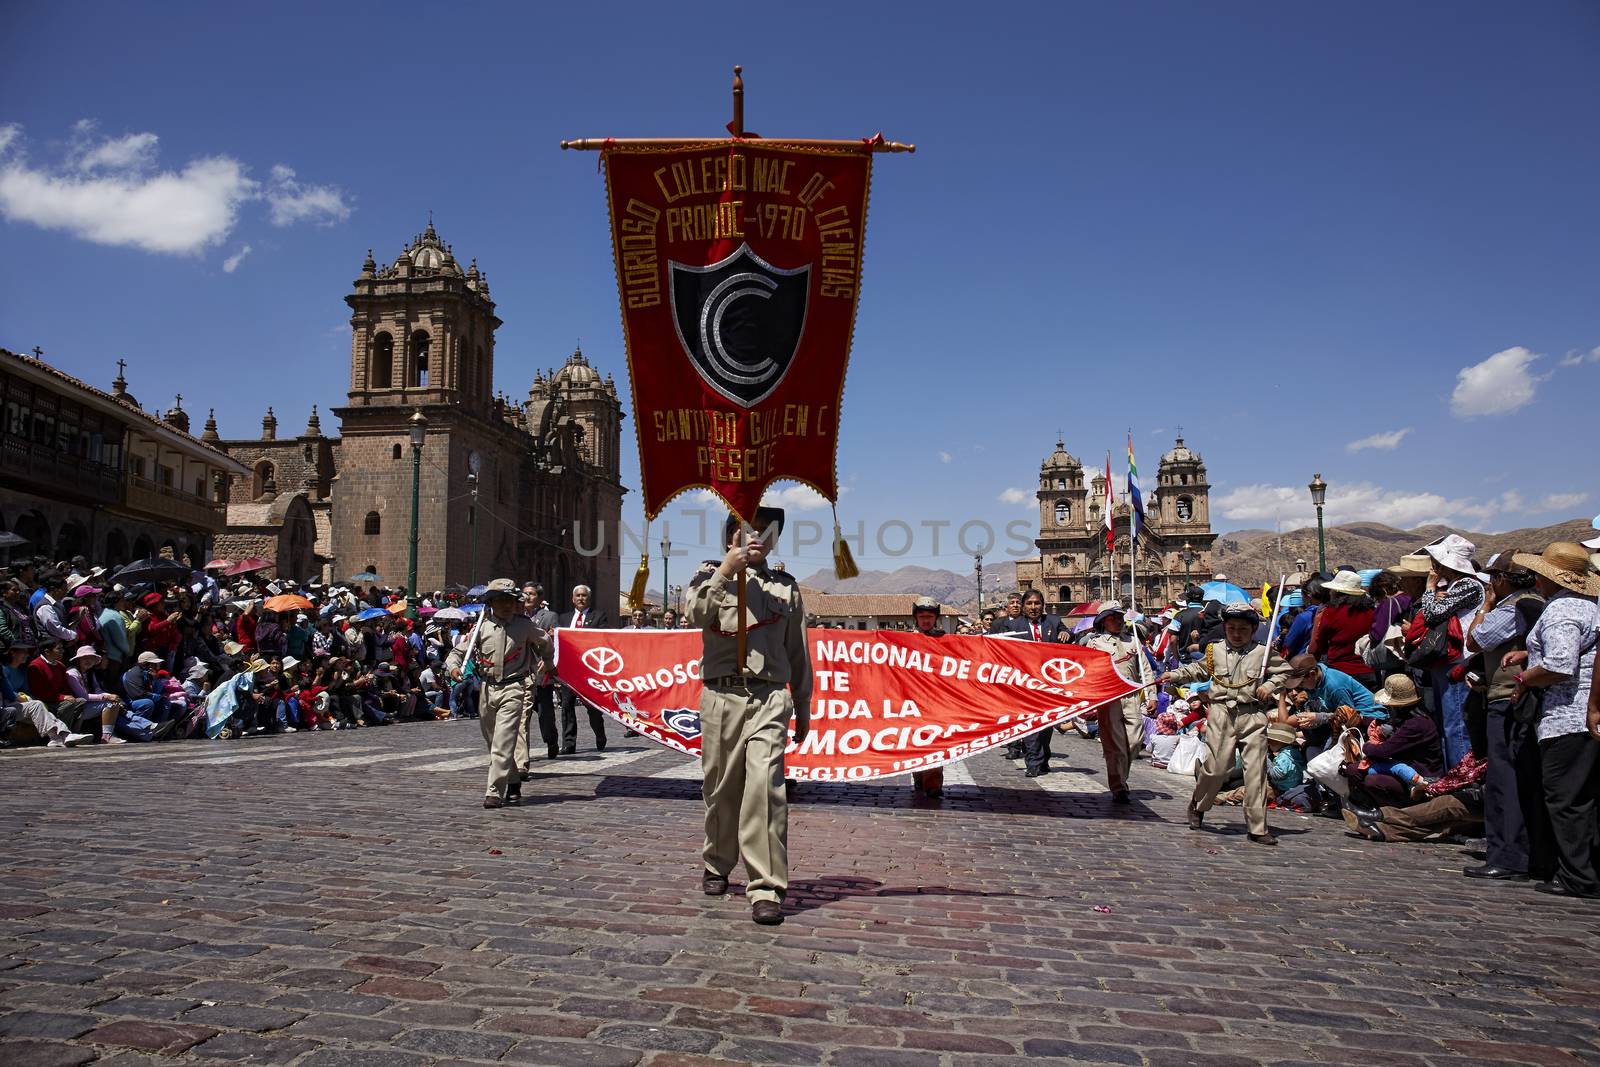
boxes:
[1103,453,1115,551]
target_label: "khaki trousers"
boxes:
[480,680,525,799]
[1191,702,1270,835]
[1098,695,1144,794]
[700,680,791,904]
[514,678,534,771]
[1376,794,1480,842]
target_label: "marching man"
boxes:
[685,507,812,925]
[447,578,548,809]
[1159,602,1291,845]
[1078,602,1142,804]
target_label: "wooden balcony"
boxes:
[124,474,227,533]
[0,435,122,505]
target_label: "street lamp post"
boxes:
[660,536,671,619]
[406,410,426,619]
[466,471,479,586]
[974,554,984,615]
[1308,473,1328,574]
[1180,540,1198,581]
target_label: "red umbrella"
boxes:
[203,558,233,572]
[1066,600,1103,617]
[224,557,275,577]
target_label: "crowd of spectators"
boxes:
[0,556,586,748]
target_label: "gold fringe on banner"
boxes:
[831,504,858,580]
[627,520,651,611]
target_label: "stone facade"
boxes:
[1014,436,1217,612]
[215,222,626,606]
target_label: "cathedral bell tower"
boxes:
[345,221,501,417]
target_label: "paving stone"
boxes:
[391,1025,517,1059]
[0,1010,98,1039]
[181,1004,304,1031]
[503,1038,645,1066]
[190,1031,321,1061]
[84,1019,219,1054]
[0,1040,96,1067]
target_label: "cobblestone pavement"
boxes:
[3,720,1597,1067]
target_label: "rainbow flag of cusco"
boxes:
[1126,434,1144,542]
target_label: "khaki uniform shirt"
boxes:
[686,563,813,708]
[1168,640,1289,711]
[446,613,547,684]
[1080,631,1141,684]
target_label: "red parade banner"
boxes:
[555,628,1141,783]
[603,142,871,521]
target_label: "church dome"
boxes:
[553,348,600,388]
[1161,435,1201,466]
[411,244,444,270]
[1041,437,1080,471]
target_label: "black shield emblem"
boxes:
[670,244,809,408]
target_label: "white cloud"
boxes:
[1345,427,1411,453]
[998,487,1030,506]
[1214,481,1586,532]
[1534,492,1589,513]
[1450,347,1541,417]
[222,243,252,273]
[1558,347,1600,368]
[265,164,350,227]
[75,131,159,172]
[0,122,349,256]
[938,451,952,464]
[761,484,832,511]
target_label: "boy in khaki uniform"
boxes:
[685,507,812,926]
[1160,603,1290,845]
[447,579,547,809]
[1078,602,1143,803]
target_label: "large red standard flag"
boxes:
[603,141,871,521]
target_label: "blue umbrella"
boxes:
[1199,580,1250,605]
[354,606,388,622]
[459,603,485,614]
[349,570,382,583]
[466,584,489,599]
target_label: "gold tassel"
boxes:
[831,504,859,580]
[626,553,650,612]
[627,519,651,611]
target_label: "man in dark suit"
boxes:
[556,584,611,753]
[1003,589,1064,777]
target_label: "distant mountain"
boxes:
[795,561,1016,612]
[1213,518,1595,586]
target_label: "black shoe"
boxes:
[1024,767,1048,778]
[560,745,576,755]
[595,737,608,752]
[505,783,521,806]
[702,871,729,896]
[483,795,503,809]
[518,766,531,782]
[1112,789,1131,805]
[1464,865,1528,881]
[1534,879,1600,899]
[751,900,784,925]
[1247,832,1279,846]
[547,745,559,760]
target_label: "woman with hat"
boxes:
[1506,541,1600,899]
[1416,534,1484,770]
[1310,570,1377,690]
[1348,675,1443,808]
[65,645,165,742]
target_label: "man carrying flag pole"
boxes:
[1103,453,1116,599]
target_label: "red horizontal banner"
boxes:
[602,141,871,521]
[555,628,1140,783]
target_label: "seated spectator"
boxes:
[2,640,93,747]
[1344,675,1442,808]
[67,645,162,742]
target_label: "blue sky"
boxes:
[3,2,1597,575]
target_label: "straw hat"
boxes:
[1511,542,1600,597]
[1386,554,1432,576]
[1374,674,1422,710]
[1265,724,1299,746]
[1094,600,1126,627]
[1322,571,1367,597]
[1423,533,1476,576]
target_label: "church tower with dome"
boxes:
[1013,435,1217,612]
[295,221,626,605]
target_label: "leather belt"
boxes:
[482,674,529,686]
[704,674,778,689]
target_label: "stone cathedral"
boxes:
[215,221,626,609]
[1013,435,1217,612]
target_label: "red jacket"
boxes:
[1309,602,1375,678]
[26,655,68,705]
